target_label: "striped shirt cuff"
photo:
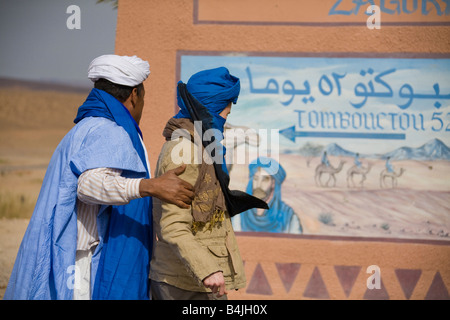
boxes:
[126,178,143,200]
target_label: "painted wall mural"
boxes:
[179,53,450,241]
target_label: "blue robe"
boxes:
[354,154,362,168]
[386,158,394,173]
[321,153,330,167]
[5,89,152,300]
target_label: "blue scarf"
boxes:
[74,88,152,300]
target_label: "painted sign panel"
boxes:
[179,52,450,241]
[196,0,450,26]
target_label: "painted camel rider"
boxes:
[321,151,330,167]
[385,156,394,173]
[354,153,362,168]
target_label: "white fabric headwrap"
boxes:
[88,54,150,87]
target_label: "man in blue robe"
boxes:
[385,156,394,173]
[4,54,194,300]
[321,151,330,167]
[354,153,362,168]
[233,157,302,234]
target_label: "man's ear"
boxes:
[130,87,139,108]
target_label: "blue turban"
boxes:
[175,67,240,133]
[175,67,240,175]
[241,157,299,233]
[248,156,285,185]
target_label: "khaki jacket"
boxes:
[149,120,246,292]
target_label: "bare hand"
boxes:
[203,271,227,297]
[140,165,195,208]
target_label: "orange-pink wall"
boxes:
[115,0,450,299]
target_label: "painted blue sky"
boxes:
[180,54,450,155]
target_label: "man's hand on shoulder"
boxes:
[139,164,194,208]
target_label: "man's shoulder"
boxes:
[161,136,199,162]
[67,117,146,176]
[75,117,124,132]
[156,137,200,180]
[73,117,130,142]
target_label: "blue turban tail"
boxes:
[175,67,269,217]
[74,88,152,300]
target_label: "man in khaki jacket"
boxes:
[150,67,247,300]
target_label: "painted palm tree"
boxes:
[96,0,118,9]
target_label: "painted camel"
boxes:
[379,168,405,188]
[315,160,346,188]
[346,163,372,188]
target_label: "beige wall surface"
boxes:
[115,0,450,299]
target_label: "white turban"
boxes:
[87,54,150,87]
